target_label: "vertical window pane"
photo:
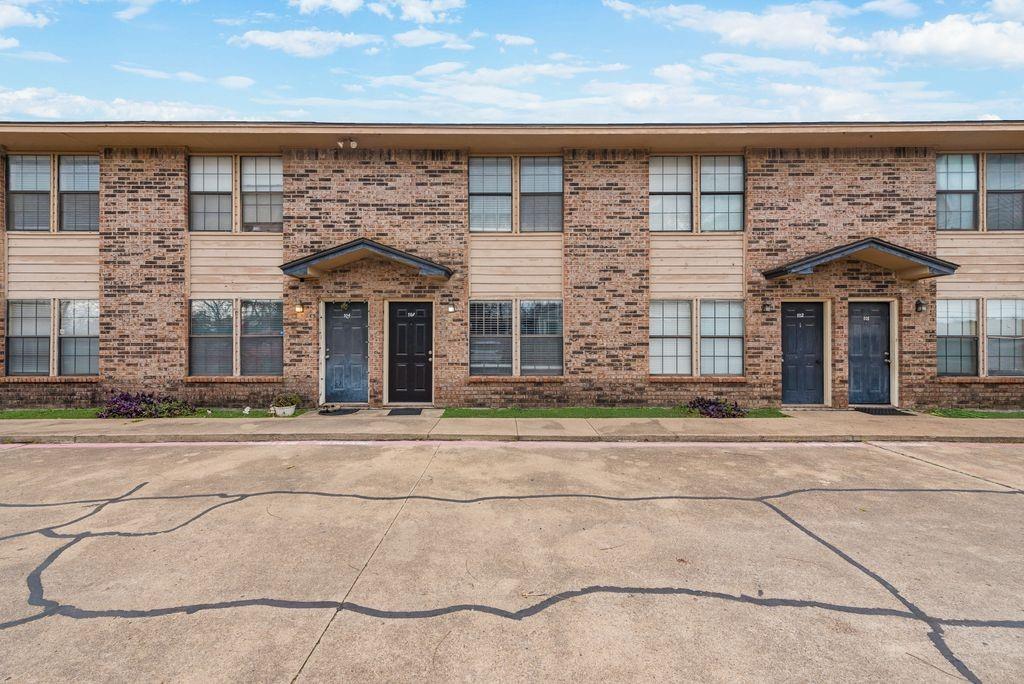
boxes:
[987,153,1024,231]
[241,300,283,376]
[649,300,692,375]
[987,299,1024,376]
[520,157,563,233]
[189,156,233,232]
[937,154,978,231]
[937,300,978,377]
[8,155,51,232]
[6,299,51,376]
[699,300,744,376]
[520,300,563,376]
[469,157,512,232]
[240,156,282,232]
[469,300,513,376]
[190,299,233,376]
[58,156,100,232]
[699,155,744,232]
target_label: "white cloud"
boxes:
[0,86,238,120]
[393,27,473,49]
[651,63,705,83]
[416,61,465,75]
[364,46,381,55]
[0,4,49,30]
[229,29,383,57]
[495,33,535,46]
[289,0,364,15]
[1,49,66,62]
[603,0,869,52]
[370,0,465,23]
[990,0,1024,21]
[0,35,17,49]
[860,0,919,18]
[701,52,884,80]
[872,14,1024,67]
[115,0,160,21]
[114,64,207,81]
[217,75,256,89]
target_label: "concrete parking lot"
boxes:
[0,439,1022,682]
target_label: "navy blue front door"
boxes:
[324,302,368,403]
[388,302,433,403]
[848,302,891,404]
[782,302,824,404]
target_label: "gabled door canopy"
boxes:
[281,237,453,280]
[762,237,958,281]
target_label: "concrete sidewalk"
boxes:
[1,409,1023,444]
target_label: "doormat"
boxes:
[854,407,914,416]
[388,408,423,416]
[318,407,360,416]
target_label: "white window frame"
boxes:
[4,298,99,377]
[467,297,564,377]
[648,298,745,377]
[936,151,1024,233]
[187,153,283,234]
[188,298,284,378]
[468,155,564,234]
[5,153,101,233]
[648,154,746,234]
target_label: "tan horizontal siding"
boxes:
[469,234,563,298]
[937,233,1024,298]
[650,233,744,298]
[189,233,284,299]
[6,233,100,299]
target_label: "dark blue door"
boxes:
[782,302,824,404]
[848,302,891,405]
[325,302,368,403]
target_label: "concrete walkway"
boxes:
[1,409,1024,444]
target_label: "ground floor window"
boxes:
[468,298,563,376]
[937,299,978,376]
[5,298,99,377]
[189,299,283,377]
[987,299,1024,376]
[936,298,1024,377]
[649,299,744,376]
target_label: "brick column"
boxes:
[99,148,188,394]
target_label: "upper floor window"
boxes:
[986,154,1024,231]
[188,155,282,233]
[7,155,52,232]
[649,156,693,232]
[58,156,100,232]
[648,155,744,233]
[937,154,978,231]
[469,156,563,233]
[241,156,283,233]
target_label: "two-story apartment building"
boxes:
[0,122,1022,409]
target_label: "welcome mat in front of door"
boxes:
[388,408,423,416]
[854,407,914,416]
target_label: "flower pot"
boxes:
[272,405,296,417]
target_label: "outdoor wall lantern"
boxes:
[294,304,305,313]
[761,301,775,313]
[447,305,456,313]
[915,299,927,313]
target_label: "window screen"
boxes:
[936,154,978,231]
[190,156,233,232]
[6,299,50,375]
[469,300,512,376]
[189,300,233,376]
[700,300,744,375]
[520,157,563,232]
[649,300,692,375]
[520,300,563,376]
[986,154,1024,231]
[937,299,978,376]
[649,156,692,232]
[987,299,1024,376]
[7,155,51,231]
[241,300,284,376]
[469,157,512,232]
[700,156,744,232]
[59,299,99,375]
[241,156,283,232]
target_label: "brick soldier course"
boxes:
[1,122,1022,409]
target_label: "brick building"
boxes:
[1,122,1022,409]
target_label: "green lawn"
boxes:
[0,408,307,420]
[442,406,787,419]
[929,408,1024,419]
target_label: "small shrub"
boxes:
[271,393,304,408]
[98,392,196,419]
[686,396,747,419]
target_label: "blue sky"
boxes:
[1,0,1023,122]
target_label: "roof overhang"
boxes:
[280,237,453,280]
[2,120,1024,153]
[762,238,958,281]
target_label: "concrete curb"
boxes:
[3,433,1024,445]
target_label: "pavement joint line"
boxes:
[289,443,442,684]
[866,441,1023,492]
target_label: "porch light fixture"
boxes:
[447,305,456,313]
[294,304,305,313]
[915,299,927,313]
[761,302,774,313]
